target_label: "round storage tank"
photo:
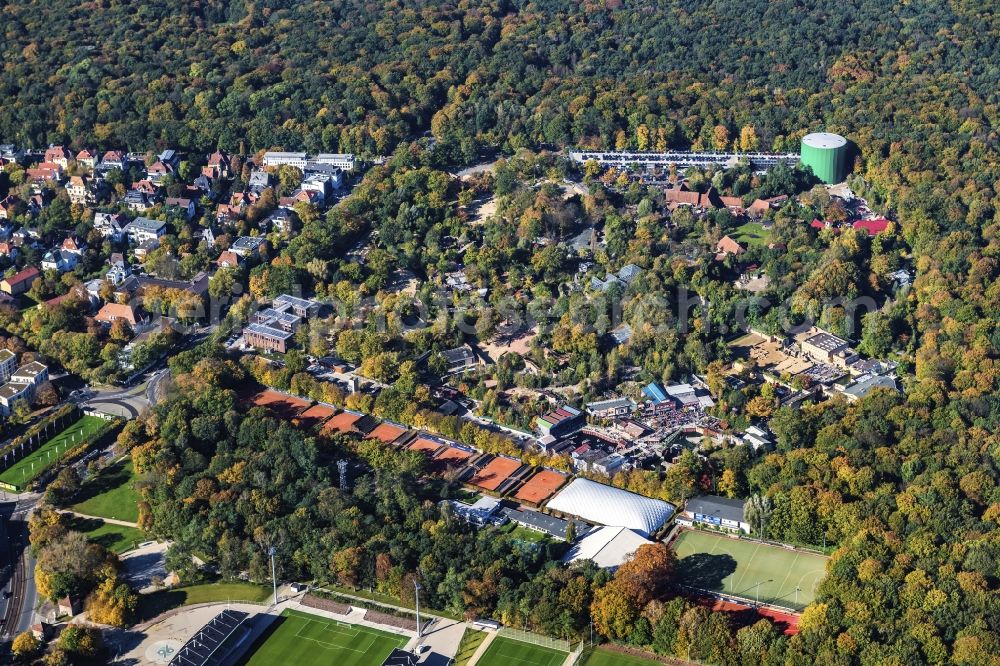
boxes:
[800,132,849,184]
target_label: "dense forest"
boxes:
[3,0,998,664]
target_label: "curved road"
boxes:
[82,368,171,417]
[0,366,173,650]
[0,496,39,641]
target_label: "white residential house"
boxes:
[94,213,128,242]
[66,176,93,205]
[265,209,294,234]
[123,217,168,245]
[302,162,345,188]
[99,151,128,171]
[62,235,87,255]
[0,381,31,417]
[0,349,16,382]
[230,236,266,258]
[133,238,160,260]
[11,361,49,388]
[248,171,271,193]
[3,361,50,408]
[75,149,97,170]
[106,253,130,285]
[124,190,153,212]
[41,249,80,273]
[44,145,72,169]
[298,178,328,206]
[742,426,772,451]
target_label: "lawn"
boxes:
[0,416,107,489]
[453,629,488,666]
[580,647,664,666]
[508,525,549,544]
[137,582,273,621]
[476,636,567,666]
[731,222,771,247]
[66,515,144,554]
[318,583,464,621]
[71,457,140,523]
[454,488,483,505]
[240,608,408,666]
[671,530,828,611]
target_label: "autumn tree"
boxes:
[592,544,676,640]
[11,631,42,663]
[86,568,138,627]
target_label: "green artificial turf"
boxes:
[671,529,828,611]
[241,608,408,666]
[0,416,107,488]
[476,636,567,666]
[71,457,140,523]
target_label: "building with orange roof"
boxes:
[94,303,145,328]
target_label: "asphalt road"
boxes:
[0,494,40,641]
[80,367,172,417]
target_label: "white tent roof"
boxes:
[563,526,652,569]
[545,478,675,536]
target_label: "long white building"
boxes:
[262,152,308,168]
[545,478,675,537]
[262,151,355,171]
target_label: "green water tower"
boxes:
[800,132,849,184]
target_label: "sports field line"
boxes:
[773,552,799,603]
[294,618,377,653]
[298,617,360,639]
[797,568,825,595]
[731,541,761,596]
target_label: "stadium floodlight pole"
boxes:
[268,546,277,605]
[414,580,422,639]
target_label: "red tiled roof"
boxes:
[716,235,745,256]
[3,266,40,286]
[217,251,241,267]
[95,303,141,326]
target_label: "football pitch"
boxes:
[242,609,408,666]
[476,636,567,666]
[671,530,828,610]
